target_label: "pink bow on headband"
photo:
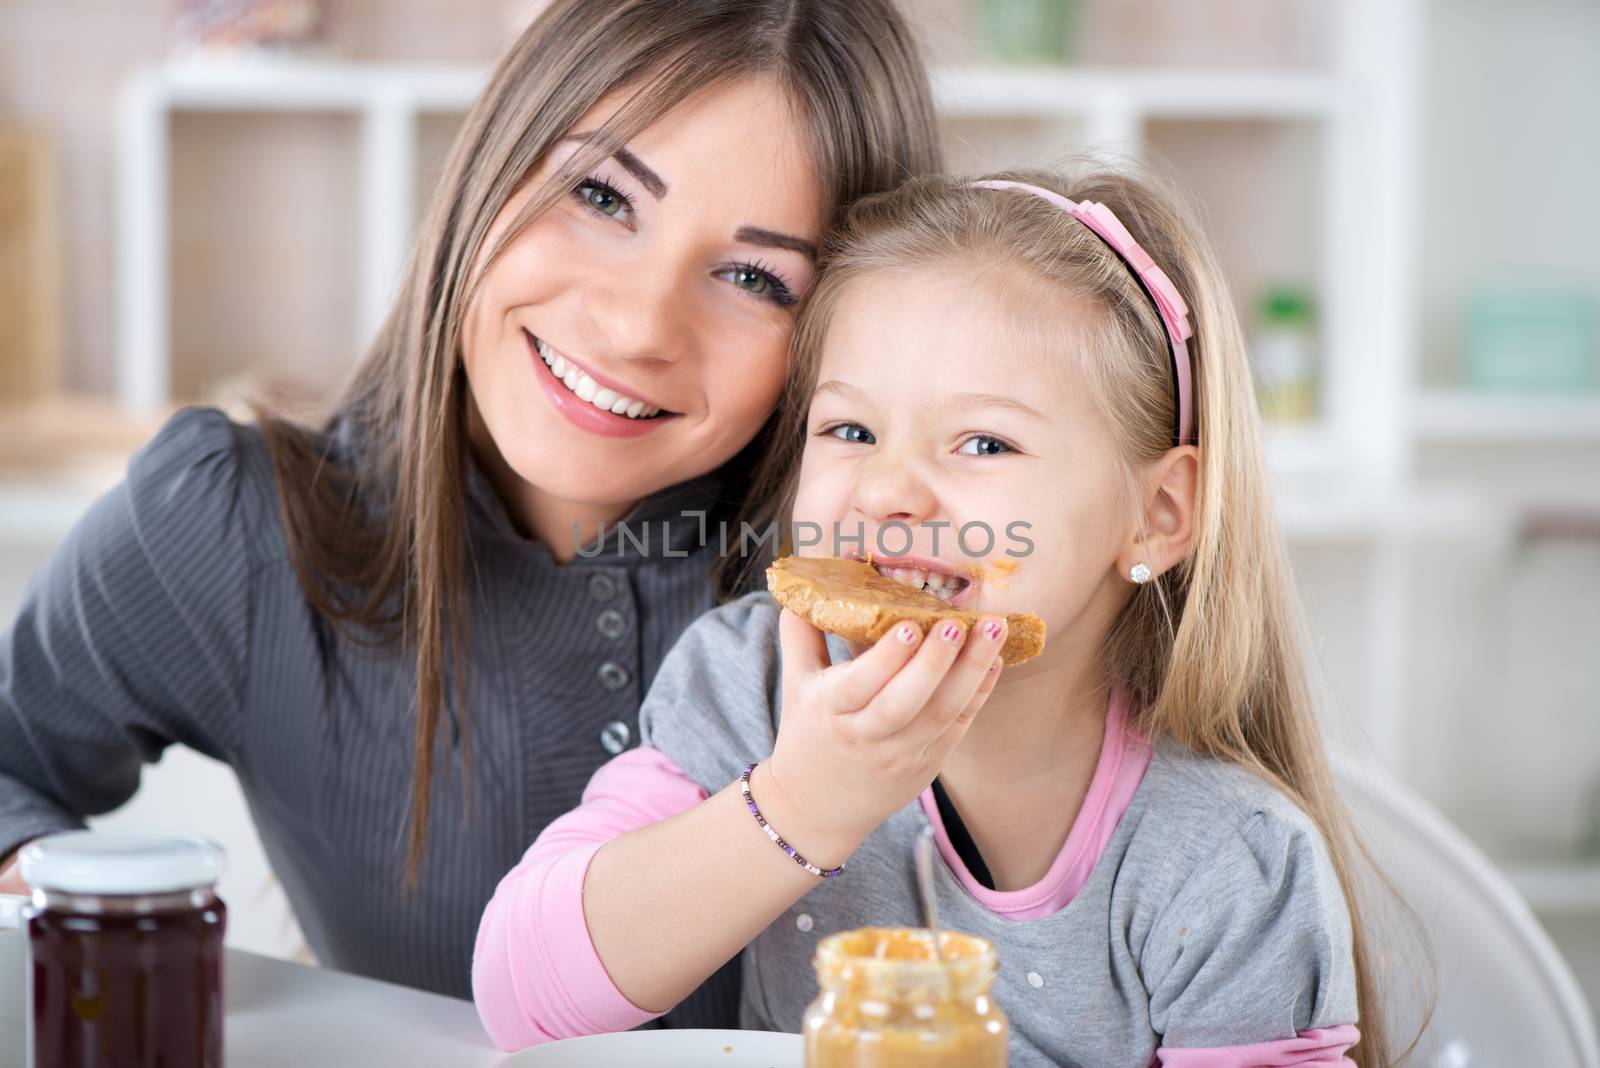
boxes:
[966,179,1195,447]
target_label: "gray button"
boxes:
[599,720,631,755]
[596,608,627,640]
[598,661,630,691]
[587,573,617,602]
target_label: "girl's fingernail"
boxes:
[940,622,963,643]
[982,618,1004,642]
[898,624,919,644]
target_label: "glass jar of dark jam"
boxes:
[20,832,227,1068]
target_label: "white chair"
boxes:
[1333,752,1599,1067]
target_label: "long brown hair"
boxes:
[739,165,1412,1065]
[257,0,939,882]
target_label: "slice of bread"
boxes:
[766,555,1046,666]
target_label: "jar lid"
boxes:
[20,832,225,895]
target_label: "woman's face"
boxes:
[462,75,823,541]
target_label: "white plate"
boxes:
[499,1029,802,1067]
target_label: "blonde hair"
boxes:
[740,164,1410,1066]
[257,0,941,882]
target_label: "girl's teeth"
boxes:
[537,337,660,419]
[892,568,926,590]
[876,562,969,598]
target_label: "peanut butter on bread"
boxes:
[766,555,1046,666]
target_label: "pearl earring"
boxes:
[1129,563,1152,585]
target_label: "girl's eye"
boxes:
[574,179,632,222]
[825,423,875,445]
[957,435,1012,457]
[719,263,798,307]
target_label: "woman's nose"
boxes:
[578,258,691,366]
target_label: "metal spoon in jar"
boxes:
[915,824,948,966]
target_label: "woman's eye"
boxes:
[958,435,1012,457]
[574,180,631,221]
[720,264,797,306]
[827,424,875,445]
[733,268,770,295]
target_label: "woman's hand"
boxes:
[756,610,1006,867]
[0,850,27,895]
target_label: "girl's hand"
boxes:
[755,610,1006,866]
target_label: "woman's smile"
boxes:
[525,331,679,439]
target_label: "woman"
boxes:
[0,0,939,1019]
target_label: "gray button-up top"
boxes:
[0,407,746,1017]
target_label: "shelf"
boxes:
[1415,390,1600,443]
[932,66,1344,121]
[1274,480,1498,543]
[130,56,487,113]
[133,58,1343,124]
[1503,861,1600,914]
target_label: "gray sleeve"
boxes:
[1141,804,1359,1047]
[637,591,783,794]
[0,408,258,859]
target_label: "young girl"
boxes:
[474,167,1389,1066]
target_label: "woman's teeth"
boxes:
[875,563,971,602]
[535,337,661,419]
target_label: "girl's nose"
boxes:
[853,450,938,527]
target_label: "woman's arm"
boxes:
[0,409,253,865]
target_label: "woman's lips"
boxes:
[526,330,673,416]
[526,331,679,439]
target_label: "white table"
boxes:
[0,931,504,1066]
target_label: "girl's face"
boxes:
[792,268,1136,665]
[462,75,823,535]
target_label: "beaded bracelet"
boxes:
[739,763,845,879]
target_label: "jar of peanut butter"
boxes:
[803,927,1007,1067]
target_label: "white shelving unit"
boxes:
[115,58,491,414]
[1416,389,1600,443]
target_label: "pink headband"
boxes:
[966,180,1195,447]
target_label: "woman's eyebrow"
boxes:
[735,226,817,260]
[561,133,667,199]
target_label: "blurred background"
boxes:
[1,0,1597,1026]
